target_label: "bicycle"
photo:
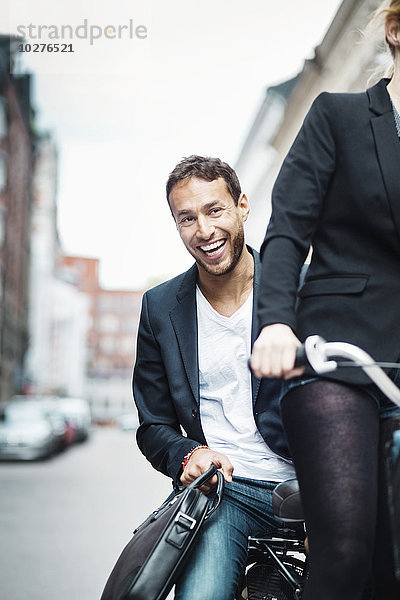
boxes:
[236,335,400,600]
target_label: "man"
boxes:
[133,155,295,600]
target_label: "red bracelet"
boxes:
[182,445,209,471]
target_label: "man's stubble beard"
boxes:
[195,226,245,277]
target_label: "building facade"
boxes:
[236,0,383,249]
[0,37,33,403]
[23,134,90,399]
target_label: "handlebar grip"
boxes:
[294,345,308,368]
[248,350,308,372]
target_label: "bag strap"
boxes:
[187,464,218,489]
[188,464,224,519]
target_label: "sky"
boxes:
[5,0,342,290]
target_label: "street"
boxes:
[0,426,172,600]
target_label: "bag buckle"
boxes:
[174,511,196,530]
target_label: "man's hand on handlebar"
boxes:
[251,323,305,380]
[180,448,233,494]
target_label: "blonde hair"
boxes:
[368,0,400,78]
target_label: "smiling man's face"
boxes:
[169,177,249,277]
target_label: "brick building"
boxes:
[0,36,33,403]
[58,255,143,419]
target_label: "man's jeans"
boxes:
[174,476,284,600]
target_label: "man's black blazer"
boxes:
[133,248,290,484]
[258,78,400,383]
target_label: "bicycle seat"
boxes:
[273,479,304,522]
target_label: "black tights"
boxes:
[281,380,400,600]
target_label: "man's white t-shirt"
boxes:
[196,286,295,482]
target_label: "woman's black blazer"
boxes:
[258,78,400,383]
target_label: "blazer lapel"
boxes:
[251,249,262,404]
[169,265,200,405]
[369,79,400,242]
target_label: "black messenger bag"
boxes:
[100,465,224,600]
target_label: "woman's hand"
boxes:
[250,323,305,379]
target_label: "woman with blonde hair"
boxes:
[251,1,400,598]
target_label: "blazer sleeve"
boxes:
[133,293,200,484]
[258,92,337,331]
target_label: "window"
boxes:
[0,207,4,247]
[0,98,7,140]
[120,336,134,355]
[121,317,138,333]
[100,336,115,355]
[0,152,7,192]
[99,314,119,333]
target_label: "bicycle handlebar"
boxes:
[294,345,308,369]
[296,336,400,407]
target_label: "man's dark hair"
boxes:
[166,155,242,206]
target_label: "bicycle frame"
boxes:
[237,523,307,600]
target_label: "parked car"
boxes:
[56,398,91,442]
[11,395,77,450]
[116,412,139,431]
[31,398,76,450]
[0,402,57,461]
